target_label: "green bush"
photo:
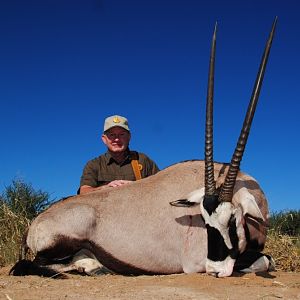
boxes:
[0,179,51,220]
[269,210,300,237]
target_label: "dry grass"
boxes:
[265,231,300,272]
[0,203,30,266]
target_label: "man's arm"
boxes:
[79,185,105,194]
[79,180,132,195]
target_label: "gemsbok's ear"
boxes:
[169,199,198,207]
[187,187,205,204]
[235,187,265,221]
[169,187,206,207]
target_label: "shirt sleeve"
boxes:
[79,160,98,187]
[140,153,160,177]
[148,158,160,175]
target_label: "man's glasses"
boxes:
[105,132,128,140]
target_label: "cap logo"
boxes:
[113,116,121,123]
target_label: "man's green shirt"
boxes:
[80,150,159,188]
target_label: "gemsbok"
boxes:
[10,18,277,278]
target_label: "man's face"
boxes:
[102,127,131,153]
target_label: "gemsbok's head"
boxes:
[201,19,276,277]
[172,18,277,277]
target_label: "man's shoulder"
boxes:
[130,151,159,174]
[130,151,152,162]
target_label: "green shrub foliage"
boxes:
[269,210,300,237]
[0,179,51,220]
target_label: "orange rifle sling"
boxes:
[131,159,142,180]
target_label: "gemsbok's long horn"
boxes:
[205,23,217,196]
[219,17,277,202]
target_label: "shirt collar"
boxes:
[105,149,131,165]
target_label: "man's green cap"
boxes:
[103,115,130,132]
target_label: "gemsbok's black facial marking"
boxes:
[202,195,219,215]
[205,211,240,263]
[206,225,229,261]
[228,215,240,259]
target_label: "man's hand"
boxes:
[107,180,132,188]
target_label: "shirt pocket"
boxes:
[98,172,136,182]
[98,173,118,183]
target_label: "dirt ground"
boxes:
[0,266,299,300]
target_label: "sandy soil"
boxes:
[0,266,299,300]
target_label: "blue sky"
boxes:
[0,0,299,212]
